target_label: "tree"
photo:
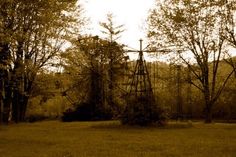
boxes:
[148,0,235,123]
[0,0,84,123]
[61,35,125,120]
[221,0,236,76]
[99,13,125,115]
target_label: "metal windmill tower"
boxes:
[126,39,155,104]
[121,39,159,125]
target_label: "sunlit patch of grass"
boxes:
[0,120,236,157]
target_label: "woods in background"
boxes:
[1,0,236,124]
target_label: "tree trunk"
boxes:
[0,43,11,124]
[176,65,183,120]
[12,41,25,123]
[0,73,4,124]
[22,96,28,121]
[12,89,29,122]
[108,64,115,110]
[12,89,20,123]
[0,93,3,124]
[205,103,213,123]
[3,90,12,123]
[20,95,29,122]
[204,91,214,123]
[108,44,115,113]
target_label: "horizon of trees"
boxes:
[1,0,236,124]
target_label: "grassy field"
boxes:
[0,120,236,157]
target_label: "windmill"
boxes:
[121,39,161,125]
[125,39,156,102]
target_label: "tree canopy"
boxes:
[148,0,236,123]
[0,0,84,123]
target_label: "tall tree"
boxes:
[62,35,110,119]
[61,33,126,119]
[148,0,235,123]
[99,13,125,114]
[0,0,84,123]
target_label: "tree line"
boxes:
[1,0,236,124]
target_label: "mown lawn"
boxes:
[0,120,235,157]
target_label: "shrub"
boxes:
[26,114,48,123]
[121,96,166,126]
[61,102,113,122]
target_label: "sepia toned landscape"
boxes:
[0,0,236,156]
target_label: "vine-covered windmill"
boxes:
[122,39,161,126]
[127,39,155,102]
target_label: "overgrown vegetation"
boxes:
[1,1,236,125]
[61,102,112,122]
[121,97,166,126]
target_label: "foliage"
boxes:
[25,71,71,121]
[100,13,126,117]
[61,102,113,122]
[99,13,124,42]
[26,55,236,123]
[121,96,166,126]
[148,0,236,123]
[142,60,236,121]
[61,35,126,120]
[0,0,84,123]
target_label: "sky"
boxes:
[80,0,156,50]
[79,0,236,61]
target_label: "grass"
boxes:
[0,120,236,157]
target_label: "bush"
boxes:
[26,114,48,123]
[121,96,166,126]
[27,96,69,120]
[61,102,113,122]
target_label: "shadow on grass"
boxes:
[89,121,193,130]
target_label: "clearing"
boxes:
[0,121,235,157]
